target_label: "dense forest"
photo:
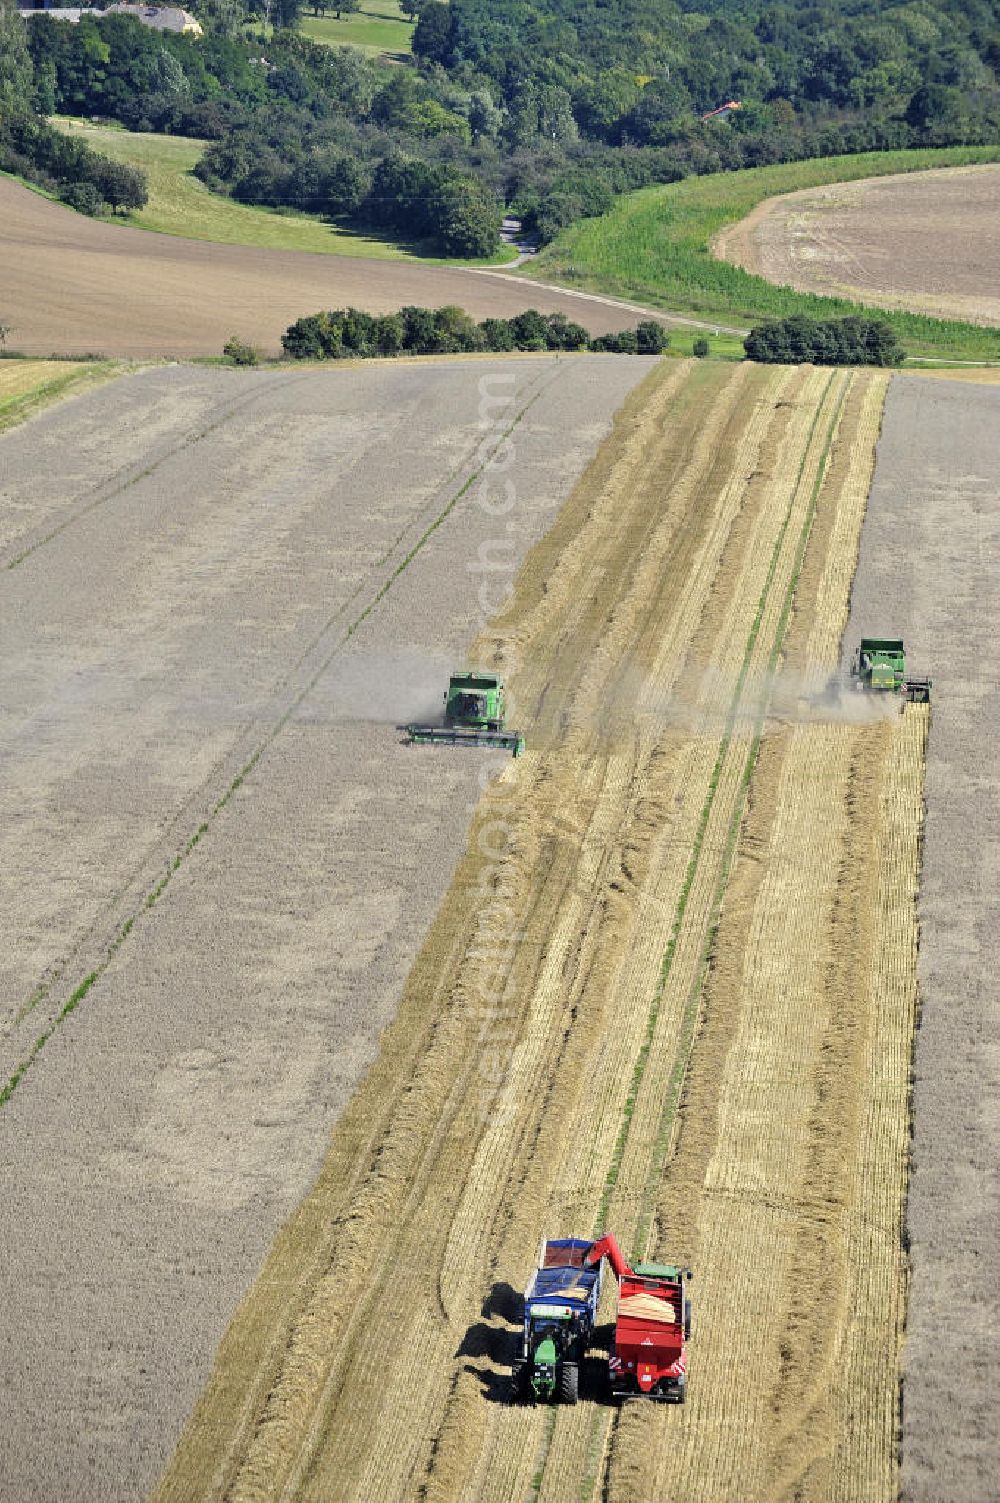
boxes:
[2,0,1000,254]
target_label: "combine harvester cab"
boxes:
[586,1233,692,1403]
[405,671,525,757]
[851,637,931,705]
[512,1238,601,1404]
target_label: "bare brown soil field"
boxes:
[845,375,1000,1503]
[156,359,928,1502]
[714,164,1000,326]
[0,177,665,358]
[0,354,656,1502]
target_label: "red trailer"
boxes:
[585,1234,692,1402]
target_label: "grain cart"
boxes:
[512,1238,602,1403]
[585,1233,692,1402]
[851,638,931,704]
[405,671,525,756]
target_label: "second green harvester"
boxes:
[851,637,931,703]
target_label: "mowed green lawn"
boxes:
[53,117,413,258]
[531,145,1000,362]
[299,0,413,57]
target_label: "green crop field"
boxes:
[298,0,413,57]
[531,147,1000,362]
[53,118,413,258]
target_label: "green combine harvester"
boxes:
[405,671,525,756]
[851,638,931,703]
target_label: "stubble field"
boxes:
[714,164,1000,328]
[5,348,993,1502]
[154,358,929,1502]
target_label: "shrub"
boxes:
[58,180,105,216]
[223,335,260,365]
[636,319,670,354]
[590,328,639,353]
[692,335,710,358]
[480,318,516,352]
[508,310,551,351]
[545,313,590,351]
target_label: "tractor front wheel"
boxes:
[559,1361,579,1405]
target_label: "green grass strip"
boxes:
[0,380,548,1109]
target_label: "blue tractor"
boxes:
[511,1238,602,1404]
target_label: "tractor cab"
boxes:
[444,672,505,730]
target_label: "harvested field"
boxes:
[845,375,1000,1503]
[714,165,1000,328]
[156,359,928,1502]
[0,354,655,1502]
[0,177,659,359]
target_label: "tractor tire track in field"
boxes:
[0,361,563,1104]
[155,360,927,1503]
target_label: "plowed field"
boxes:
[0,177,666,358]
[156,360,927,1501]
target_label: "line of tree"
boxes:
[744,315,906,366]
[280,305,670,358]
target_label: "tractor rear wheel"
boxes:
[684,1298,692,1341]
[510,1360,528,1403]
[559,1361,579,1405]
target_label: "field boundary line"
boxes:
[469,269,750,336]
[0,372,555,1110]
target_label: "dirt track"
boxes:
[0,178,664,357]
[713,165,1000,326]
[155,360,926,1502]
[0,354,655,1502]
[845,375,1000,1503]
